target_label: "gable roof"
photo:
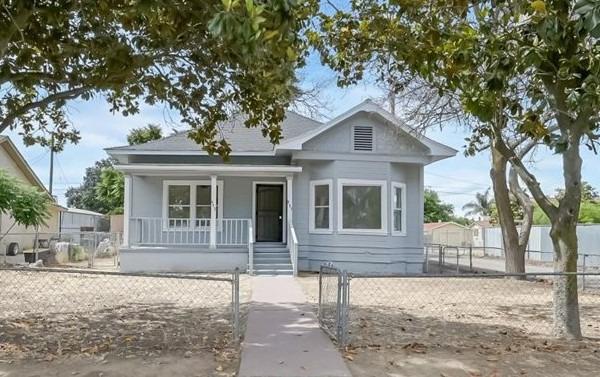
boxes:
[105,100,457,162]
[105,111,323,155]
[0,136,57,203]
[424,221,470,232]
[277,99,457,161]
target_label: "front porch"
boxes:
[118,164,300,274]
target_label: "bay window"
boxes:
[338,179,387,234]
[309,179,332,233]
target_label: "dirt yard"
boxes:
[299,274,600,377]
[0,269,250,377]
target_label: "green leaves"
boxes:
[2,0,317,158]
[574,0,600,37]
[95,168,125,215]
[0,169,50,229]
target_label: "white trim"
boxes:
[115,164,302,176]
[309,179,333,234]
[162,180,224,230]
[106,149,276,156]
[391,181,407,236]
[337,179,388,235]
[252,181,287,243]
[123,175,132,247]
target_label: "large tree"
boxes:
[1,0,317,155]
[313,0,600,338]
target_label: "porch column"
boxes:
[209,175,217,249]
[122,174,132,247]
[286,176,293,248]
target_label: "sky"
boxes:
[4,52,600,216]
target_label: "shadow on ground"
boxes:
[345,306,600,377]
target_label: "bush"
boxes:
[69,244,88,262]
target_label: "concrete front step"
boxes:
[254,248,289,253]
[254,263,292,269]
[254,258,292,264]
[254,269,293,276]
[253,251,290,256]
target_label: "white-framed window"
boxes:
[337,179,387,234]
[309,179,333,233]
[162,180,224,228]
[391,182,407,236]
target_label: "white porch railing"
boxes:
[289,224,298,276]
[129,217,250,247]
[248,222,254,275]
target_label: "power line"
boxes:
[425,171,490,189]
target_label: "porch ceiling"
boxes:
[115,164,302,176]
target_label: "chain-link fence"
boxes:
[0,266,244,361]
[316,266,600,349]
[425,244,600,288]
[1,232,121,269]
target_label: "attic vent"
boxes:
[353,126,374,151]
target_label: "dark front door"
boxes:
[255,184,283,242]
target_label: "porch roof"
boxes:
[115,163,302,176]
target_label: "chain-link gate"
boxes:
[318,264,349,347]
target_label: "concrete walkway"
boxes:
[238,276,352,377]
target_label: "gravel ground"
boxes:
[298,274,600,377]
[0,269,251,376]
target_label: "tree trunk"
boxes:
[549,129,583,339]
[490,144,525,275]
[550,221,581,339]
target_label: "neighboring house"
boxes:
[470,218,491,248]
[424,221,472,247]
[0,136,63,256]
[60,207,109,233]
[106,100,456,275]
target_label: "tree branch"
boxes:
[494,132,558,219]
[0,87,89,133]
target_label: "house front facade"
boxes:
[106,100,456,275]
[0,136,63,257]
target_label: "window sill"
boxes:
[337,229,388,236]
[391,231,407,237]
[309,229,333,235]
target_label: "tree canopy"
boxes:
[424,189,454,223]
[0,169,51,241]
[1,0,317,155]
[126,124,163,146]
[462,189,492,218]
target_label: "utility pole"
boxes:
[49,133,54,196]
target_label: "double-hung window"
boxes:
[163,180,223,228]
[391,182,406,236]
[309,179,332,233]
[338,179,387,234]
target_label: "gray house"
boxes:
[106,100,456,275]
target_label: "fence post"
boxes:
[424,246,429,273]
[335,270,342,343]
[469,246,473,272]
[582,255,586,291]
[232,268,240,341]
[318,265,323,322]
[438,245,443,273]
[456,247,460,274]
[339,270,350,348]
